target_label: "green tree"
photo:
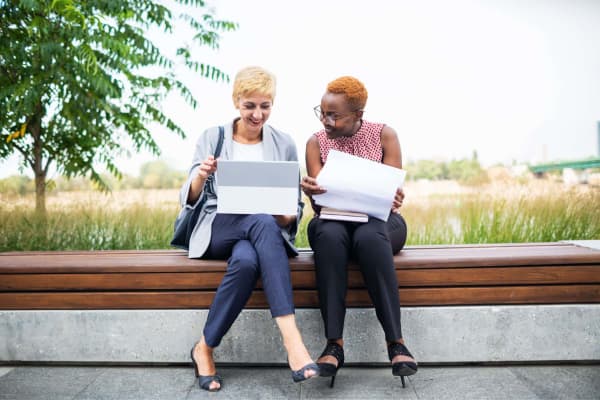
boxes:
[0,0,236,213]
[447,158,487,184]
[0,174,34,196]
[139,160,185,189]
[407,159,449,180]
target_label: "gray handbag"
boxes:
[170,126,224,250]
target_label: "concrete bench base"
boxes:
[2,304,599,364]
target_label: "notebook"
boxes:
[319,207,368,223]
[216,160,299,215]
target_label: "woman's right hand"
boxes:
[301,176,326,197]
[197,155,218,180]
[187,155,218,205]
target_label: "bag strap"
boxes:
[214,125,224,158]
[205,126,225,193]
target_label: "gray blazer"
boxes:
[179,120,304,258]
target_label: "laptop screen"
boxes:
[216,160,299,215]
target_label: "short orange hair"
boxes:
[326,76,368,110]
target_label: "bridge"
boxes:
[529,158,600,174]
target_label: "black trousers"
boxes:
[307,212,407,342]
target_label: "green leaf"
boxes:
[0,0,237,212]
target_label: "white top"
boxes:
[232,140,264,161]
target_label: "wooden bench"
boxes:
[1,242,599,309]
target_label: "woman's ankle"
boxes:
[388,338,405,346]
[195,337,215,356]
[284,338,309,356]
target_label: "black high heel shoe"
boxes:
[388,342,418,388]
[317,342,344,388]
[291,362,320,383]
[190,343,222,392]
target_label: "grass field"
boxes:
[1,180,598,252]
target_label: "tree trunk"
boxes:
[34,170,46,215]
[30,102,46,215]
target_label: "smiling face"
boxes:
[235,92,273,134]
[318,92,362,139]
[231,67,276,137]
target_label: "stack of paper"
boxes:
[313,150,406,222]
[319,207,368,223]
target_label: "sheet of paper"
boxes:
[313,150,406,221]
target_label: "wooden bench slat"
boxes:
[2,244,598,309]
[1,244,599,274]
[2,265,599,291]
[0,242,573,258]
[0,284,598,309]
[396,285,600,306]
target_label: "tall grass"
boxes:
[402,182,600,244]
[0,205,177,251]
[0,190,178,251]
[1,182,598,252]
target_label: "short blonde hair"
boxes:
[326,76,368,111]
[232,66,276,105]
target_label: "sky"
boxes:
[3,0,600,178]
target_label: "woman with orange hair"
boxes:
[301,76,417,388]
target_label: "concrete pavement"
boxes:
[0,364,598,400]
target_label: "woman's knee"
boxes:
[386,214,407,254]
[229,241,259,278]
[353,223,389,250]
[308,218,349,247]
[228,254,259,279]
[248,214,280,234]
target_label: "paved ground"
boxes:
[0,365,598,400]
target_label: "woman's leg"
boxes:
[240,214,316,377]
[352,218,402,342]
[275,314,318,379]
[308,217,352,340]
[353,216,416,366]
[203,239,260,347]
[240,214,294,317]
[194,215,259,390]
[308,217,352,370]
[386,213,408,255]
[382,213,415,364]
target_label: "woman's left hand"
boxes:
[392,187,405,211]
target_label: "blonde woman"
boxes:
[180,66,319,391]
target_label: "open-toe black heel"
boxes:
[291,362,320,383]
[388,342,418,388]
[317,342,344,388]
[190,343,222,392]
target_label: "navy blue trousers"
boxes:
[202,214,295,347]
[308,212,407,342]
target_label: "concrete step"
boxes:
[2,305,599,364]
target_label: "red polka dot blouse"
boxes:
[315,120,385,164]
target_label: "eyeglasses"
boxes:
[313,105,360,123]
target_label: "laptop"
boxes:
[216,160,299,215]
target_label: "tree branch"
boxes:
[10,142,34,169]
[0,66,16,85]
[43,155,54,175]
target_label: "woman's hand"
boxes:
[301,176,326,197]
[187,156,218,205]
[197,156,218,180]
[392,187,405,211]
[274,215,295,227]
